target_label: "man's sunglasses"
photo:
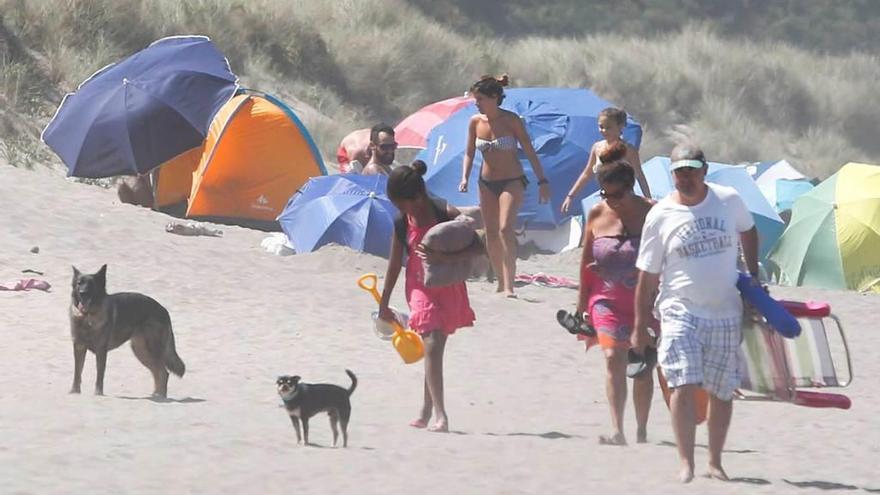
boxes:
[377,143,398,151]
[599,188,627,200]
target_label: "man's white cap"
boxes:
[669,143,706,171]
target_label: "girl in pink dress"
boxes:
[379,160,478,433]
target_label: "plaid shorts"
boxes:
[658,304,742,401]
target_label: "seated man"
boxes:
[117,173,155,208]
[361,123,399,176]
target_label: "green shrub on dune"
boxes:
[1,0,877,177]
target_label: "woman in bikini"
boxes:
[459,75,551,298]
[576,155,656,446]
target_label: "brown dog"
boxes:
[69,265,185,398]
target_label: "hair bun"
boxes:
[477,74,509,87]
[410,159,427,176]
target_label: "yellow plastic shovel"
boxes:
[357,273,424,364]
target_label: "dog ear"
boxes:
[291,376,301,384]
[72,266,80,280]
[96,264,107,286]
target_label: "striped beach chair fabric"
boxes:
[738,300,853,409]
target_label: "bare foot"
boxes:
[679,466,695,484]
[706,464,730,481]
[504,291,518,299]
[636,427,648,444]
[427,420,449,433]
[409,418,428,429]
[495,284,505,293]
[598,433,627,446]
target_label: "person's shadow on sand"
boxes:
[658,439,757,454]
[116,395,206,404]
[483,431,581,440]
[783,479,863,490]
[729,477,771,485]
[293,443,376,450]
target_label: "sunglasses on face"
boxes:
[600,188,627,200]
[377,143,398,151]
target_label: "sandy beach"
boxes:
[1,164,878,494]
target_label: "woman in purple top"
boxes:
[576,150,657,446]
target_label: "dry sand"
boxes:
[1,164,877,494]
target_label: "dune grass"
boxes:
[1,0,877,177]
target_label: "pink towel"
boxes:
[514,273,579,289]
[0,278,52,292]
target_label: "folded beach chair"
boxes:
[738,300,853,409]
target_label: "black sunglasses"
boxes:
[600,188,627,200]
[377,142,398,151]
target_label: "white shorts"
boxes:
[658,304,742,401]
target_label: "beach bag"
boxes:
[421,216,481,288]
[394,197,450,254]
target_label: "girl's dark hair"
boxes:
[387,160,428,202]
[598,141,628,163]
[470,74,509,105]
[596,160,635,189]
[599,107,627,127]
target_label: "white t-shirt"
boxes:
[636,183,755,318]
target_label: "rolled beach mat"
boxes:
[737,272,801,338]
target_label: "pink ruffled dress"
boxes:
[404,216,475,335]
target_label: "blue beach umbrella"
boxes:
[582,156,784,259]
[278,174,399,258]
[416,87,642,229]
[773,179,815,212]
[41,35,238,178]
[581,155,736,210]
[747,159,813,212]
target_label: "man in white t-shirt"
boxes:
[633,143,760,483]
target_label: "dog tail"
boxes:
[163,327,186,377]
[345,369,357,396]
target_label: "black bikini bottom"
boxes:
[478,175,529,197]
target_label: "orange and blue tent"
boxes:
[153,90,326,221]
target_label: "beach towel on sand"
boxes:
[0,278,51,292]
[514,273,578,289]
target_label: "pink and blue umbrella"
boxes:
[278,174,399,258]
[416,87,642,229]
[41,36,238,178]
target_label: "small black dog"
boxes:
[276,370,357,447]
[70,265,185,398]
